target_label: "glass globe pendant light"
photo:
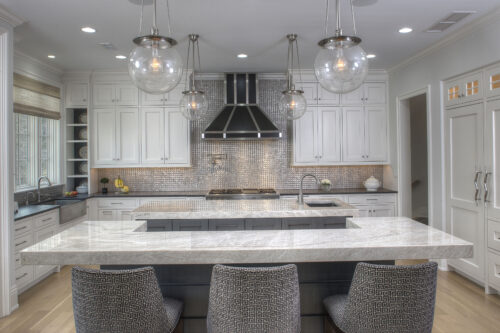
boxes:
[128,0,183,94]
[179,34,208,120]
[280,34,307,120]
[314,0,368,94]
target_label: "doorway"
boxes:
[397,88,431,225]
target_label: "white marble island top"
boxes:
[133,198,359,219]
[21,217,472,266]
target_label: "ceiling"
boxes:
[1,0,499,73]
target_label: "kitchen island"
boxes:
[21,199,472,333]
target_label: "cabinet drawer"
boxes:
[14,233,33,253]
[209,219,245,231]
[14,253,22,269]
[488,219,500,252]
[245,219,282,230]
[282,218,314,230]
[14,218,32,238]
[487,250,500,291]
[98,199,138,209]
[34,210,58,229]
[173,220,209,231]
[15,265,33,290]
[347,194,396,205]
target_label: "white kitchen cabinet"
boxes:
[141,107,190,166]
[141,92,168,106]
[93,83,138,107]
[341,82,386,105]
[93,108,140,166]
[445,72,483,108]
[296,82,340,106]
[65,83,88,108]
[318,85,340,105]
[485,99,500,221]
[165,85,185,105]
[342,106,387,162]
[485,65,500,100]
[293,107,341,165]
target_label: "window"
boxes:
[14,114,60,191]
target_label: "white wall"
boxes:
[387,8,500,230]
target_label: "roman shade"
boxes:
[13,73,61,120]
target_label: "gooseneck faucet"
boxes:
[37,176,52,203]
[298,174,319,205]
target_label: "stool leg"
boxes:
[324,316,344,333]
[172,319,184,333]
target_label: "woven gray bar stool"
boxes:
[72,266,183,333]
[207,264,301,333]
[323,262,438,333]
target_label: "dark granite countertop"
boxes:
[278,188,397,195]
[91,191,208,198]
[15,205,59,221]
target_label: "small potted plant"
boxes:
[100,177,109,194]
[320,179,331,191]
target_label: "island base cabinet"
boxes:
[245,218,282,230]
[102,260,394,333]
[173,220,209,231]
[208,219,245,231]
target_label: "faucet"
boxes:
[26,191,36,206]
[37,176,52,203]
[298,174,319,205]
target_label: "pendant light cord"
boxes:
[350,0,357,35]
[336,0,341,34]
[153,0,157,30]
[192,37,196,90]
[295,39,303,90]
[185,39,191,91]
[324,0,329,37]
[138,0,144,35]
[166,0,172,36]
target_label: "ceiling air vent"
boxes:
[426,11,476,33]
[98,42,116,50]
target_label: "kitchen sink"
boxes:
[305,200,338,208]
[38,199,87,224]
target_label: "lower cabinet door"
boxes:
[313,217,346,229]
[34,226,57,279]
[245,219,282,230]
[209,219,245,231]
[371,205,395,217]
[15,266,34,291]
[282,218,314,230]
[173,220,209,231]
[98,209,117,221]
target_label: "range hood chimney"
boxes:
[202,73,282,140]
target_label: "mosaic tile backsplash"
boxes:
[97,79,383,192]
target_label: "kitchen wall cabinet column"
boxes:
[93,83,138,107]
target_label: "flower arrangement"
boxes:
[320,179,331,191]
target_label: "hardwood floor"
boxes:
[0,264,499,333]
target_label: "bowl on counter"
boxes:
[76,184,88,194]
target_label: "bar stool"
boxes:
[207,264,301,333]
[323,262,438,333]
[72,266,183,333]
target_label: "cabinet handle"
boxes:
[366,198,378,201]
[15,240,27,247]
[474,171,482,204]
[15,226,27,232]
[111,203,122,205]
[42,218,52,222]
[16,273,28,281]
[484,171,491,203]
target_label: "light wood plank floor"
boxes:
[0,264,499,333]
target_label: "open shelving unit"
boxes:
[65,108,89,192]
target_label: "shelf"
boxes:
[67,123,88,127]
[67,158,88,162]
[67,175,89,178]
[67,140,88,143]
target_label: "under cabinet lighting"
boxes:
[81,26,96,33]
[398,27,413,34]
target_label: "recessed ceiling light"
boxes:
[366,54,376,59]
[237,53,248,59]
[81,26,96,33]
[47,55,55,59]
[115,55,127,60]
[399,27,413,34]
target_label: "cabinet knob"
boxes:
[83,98,87,102]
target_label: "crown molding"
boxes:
[14,50,63,86]
[388,5,500,74]
[0,5,23,27]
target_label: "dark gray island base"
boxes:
[102,261,393,333]
[107,216,384,333]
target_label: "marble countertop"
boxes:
[133,198,358,219]
[21,217,472,266]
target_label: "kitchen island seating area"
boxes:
[70,262,439,333]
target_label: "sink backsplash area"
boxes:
[96,79,383,192]
[14,184,65,207]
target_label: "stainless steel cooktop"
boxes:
[206,189,280,200]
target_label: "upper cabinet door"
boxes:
[364,83,386,104]
[115,108,140,164]
[93,84,115,106]
[293,108,317,164]
[462,72,483,104]
[93,109,116,165]
[65,83,88,108]
[444,79,462,108]
[485,99,500,221]
[141,91,166,106]
[485,65,500,99]
[317,107,342,163]
[340,85,364,105]
[115,84,138,106]
[317,85,340,105]
[165,85,185,106]
[342,106,365,161]
[165,108,190,165]
[364,106,387,162]
[297,82,318,105]
[141,108,165,164]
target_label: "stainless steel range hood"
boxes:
[202,73,282,140]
